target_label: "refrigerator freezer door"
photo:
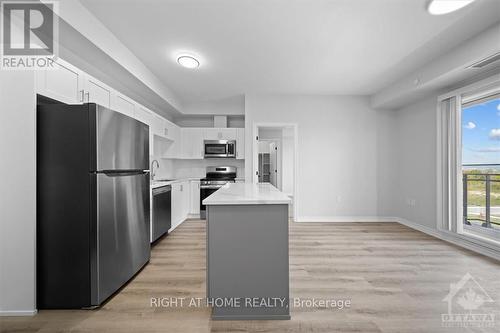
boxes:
[95,172,150,304]
[95,105,149,171]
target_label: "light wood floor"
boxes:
[1,220,499,333]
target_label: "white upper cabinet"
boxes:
[84,76,112,108]
[111,93,135,118]
[181,128,204,159]
[35,58,247,162]
[165,124,181,158]
[204,128,237,141]
[236,128,245,159]
[151,114,165,137]
[134,106,153,126]
[35,59,85,104]
[163,119,179,142]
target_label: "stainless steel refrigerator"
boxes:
[37,102,150,308]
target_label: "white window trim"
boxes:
[436,75,500,251]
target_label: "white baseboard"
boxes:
[295,216,396,223]
[396,217,500,262]
[0,310,37,316]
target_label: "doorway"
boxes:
[253,124,298,220]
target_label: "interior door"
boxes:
[96,172,150,303]
[96,105,149,171]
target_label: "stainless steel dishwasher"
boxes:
[152,185,172,242]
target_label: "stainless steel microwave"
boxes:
[204,140,236,158]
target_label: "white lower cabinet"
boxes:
[171,180,191,231]
[182,180,190,218]
[190,180,201,216]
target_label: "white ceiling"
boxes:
[80,0,500,106]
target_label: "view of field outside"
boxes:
[462,97,500,234]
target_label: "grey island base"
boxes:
[203,183,291,320]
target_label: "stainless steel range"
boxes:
[200,166,237,219]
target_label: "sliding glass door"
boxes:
[461,95,500,239]
[437,76,500,247]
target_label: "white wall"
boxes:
[376,109,397,218]
[183,95,245,115]
[245,95,386,221]
[282,127,295,196]
[384,96,439,230]
[0,72,37,315]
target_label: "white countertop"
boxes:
[203,182,291,205]
[151,178,199,189]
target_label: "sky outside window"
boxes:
[462,98,500,165]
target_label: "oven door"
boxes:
[204,141,228,158]
[200,185,222,219]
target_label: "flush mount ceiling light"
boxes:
[427,0,475,15]
[177,55,200,69]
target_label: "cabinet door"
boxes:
[182,181,191,219]
[181,128,204,159]
[180,128,192,159]
[204,128,237,140]
[35,59,85,104]
[111,93,135,118]
[165,124,181,158]
[191,129,204,159]
[171,183,182,229]
[151,114,164,137]
[163,119,181,142]
[134,106,153,126]
[85,76,112,108]
[236,128,245,159]
[190,180,200,215]
[222,128,237,140]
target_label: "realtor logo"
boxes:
[441,273,495,328]
[1,1,58,69]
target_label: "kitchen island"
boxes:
[203,182,291,320]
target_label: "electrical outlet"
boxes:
[336,195,342,204]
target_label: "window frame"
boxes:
[437,74,500,250]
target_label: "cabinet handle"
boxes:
[85,91,90,102]
[79,90,84,102]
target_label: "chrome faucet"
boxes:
[151,160,160,180]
